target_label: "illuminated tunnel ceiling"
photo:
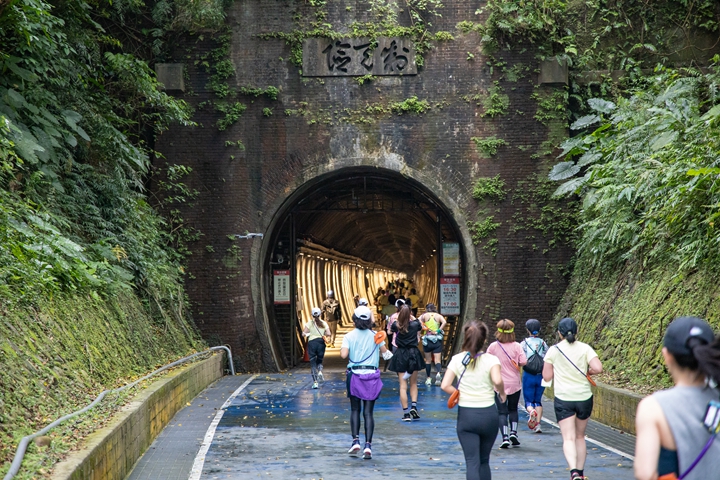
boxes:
[292,172,458,273]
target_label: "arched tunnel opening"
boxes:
[264,167,466,370]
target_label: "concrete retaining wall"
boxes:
[544,380,643,434]
[52,353,225,480]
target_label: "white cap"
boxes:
[358,297,369,306]
[395,299,405,308]
[311,307,321,317]
[354,306,372,321]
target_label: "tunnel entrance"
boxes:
[263,167,467,369]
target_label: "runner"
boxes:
[634,316,720,480]
[521,318,548,433]
[441,320,505,480]
[408,289,421,317]
[302,307,331,389]
[419,304,447,386]
[543,317,602,480]
[385,299,405,353]
[341,305,393,460]
[388,304,426,421]
[322,290,341,347]
[487,319,527,448]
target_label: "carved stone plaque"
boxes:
[302,37,417,77]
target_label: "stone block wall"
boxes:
[52,354,224,480]
[154,0,575,370]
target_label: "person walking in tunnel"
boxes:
[322,290,342,347]
[419,303,447,386]
[388,304,426,421]
[303,307,331,389]
[408,289,421,317]
[487,319,527,448]
[341,305,393,460]
[441,320,505,480]
[634,316,720,480]
[521,318,548,433]
[543,317,602,480]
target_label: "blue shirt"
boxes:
[342,329,382,374]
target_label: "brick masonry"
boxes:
[52,354,225,480]
[544,381,643,435]
[154,0,575,371]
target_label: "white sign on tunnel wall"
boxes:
[274,270,291,304]
[442,242,460,276]
[440,277,460,315]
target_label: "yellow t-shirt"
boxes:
[447,352,501,408]
[544,340,598,401]
[408,294,420,307]
[304,320,329,342]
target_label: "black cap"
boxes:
[526,319,541,335]
[664,316,715,356]
[558,317,577,337]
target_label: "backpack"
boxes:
[324,301,340,321]
[523,340,544,375]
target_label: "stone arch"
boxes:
[251,156,477,370]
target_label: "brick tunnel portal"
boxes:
[262,167,466,369]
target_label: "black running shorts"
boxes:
[554,396,593,422]
[423,339,443,354]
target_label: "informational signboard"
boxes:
[440,277,460,315]
[442,242,460,277]
[273,270,291,304]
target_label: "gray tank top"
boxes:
[652,385,720,480]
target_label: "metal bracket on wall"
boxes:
[234,233,264,239]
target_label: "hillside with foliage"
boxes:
[0,1,228,477]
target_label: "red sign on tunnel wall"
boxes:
[440,277,460,315]
[274,270,291,304]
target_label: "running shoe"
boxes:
[534,424,543,434]
[312,382,319,389]
[425,377,433,386]
[435,372,442,386]
[348,439,361,456]
[317,370,324,382]
[500,437,511,449]
[402,413,412,422]
[363,443,372,459]
[409,407,420,420]
[509,432,520,446]
[527,409,538,430]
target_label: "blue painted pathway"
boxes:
[197,372,634,479]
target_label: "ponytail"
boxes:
[687,336,720,384]
[314,316,324,329]
[565,332,576,344]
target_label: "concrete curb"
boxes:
[544,380,643,434]
[52,354,225,480]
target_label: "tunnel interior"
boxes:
[265,168,465,368]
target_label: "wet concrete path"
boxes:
[196,371,634,479]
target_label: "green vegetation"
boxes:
[0,1,220,476]
[472,175,506,202]
[258,0,448,68]
[472,136,507,157]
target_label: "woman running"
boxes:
[521,318,548,433]
[341,306,392,459]
[388,304,426,421]
[487,319,527,448]
[302,307,331,389]
[419,304,447,386]
[441,321,505,480]
[543,317,602,480]
[634,316,720,480]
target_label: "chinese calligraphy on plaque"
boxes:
[303,37,417,76]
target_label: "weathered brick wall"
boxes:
[155,0,574,370]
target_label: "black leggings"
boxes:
[457,405,498,480]
[495,390,521,436]
[350,397,375,442]
[307,338,325,382]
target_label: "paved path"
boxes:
[128,368,635,479]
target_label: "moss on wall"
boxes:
[554,260,720,393]
[0,292,204,479]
